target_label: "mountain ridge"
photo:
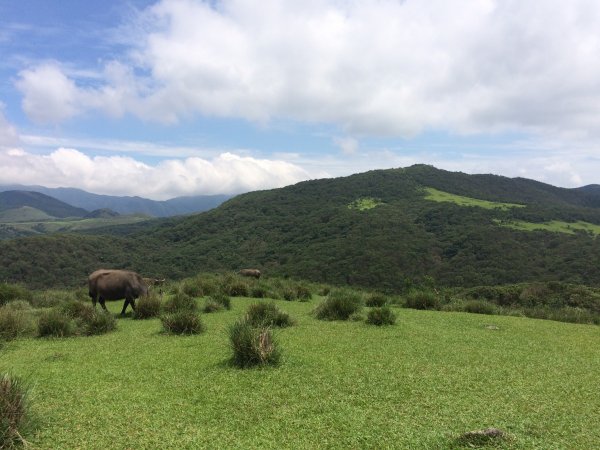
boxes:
[0,184,231,217]
[2,165,600,290]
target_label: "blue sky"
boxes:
[1,0,600,200]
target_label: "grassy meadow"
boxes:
[496,219,600,237]
[1,290,599,449]
[424,187,525,210]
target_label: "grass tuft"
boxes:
[37,309,75,338]
[228,319,280,368]
[163,291,198,313]
[366,306,397,326]
[161,311,204,335]
[0,308,33,341]
[245,302,294,328]
[313,290,362,320]
[134,294,162,320]
[0,373,29,449]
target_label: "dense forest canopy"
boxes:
[2,165,600,290]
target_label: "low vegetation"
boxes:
[161,311,204,335]
[133,293,162,320]
[496,219,600,237]
[228,318,280,368]
[366,306,396,326]
[244,302,294,328]
[0,374,29,449]
[0,297,599,448]
[313,289,363,320]
[423,187,525,210]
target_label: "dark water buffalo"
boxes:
[239,268,261,279]
[88,269,148,315]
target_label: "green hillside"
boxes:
[0,190,88,218]
[0,206,55,222]
[2,165,600,289]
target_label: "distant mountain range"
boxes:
[0,185,231,217]
[0,191,89,218]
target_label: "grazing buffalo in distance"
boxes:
[88,269,148,315]
[143,277,166,292]
[239,269,261,279]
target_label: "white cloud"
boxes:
[334,137,359,155]
[14,0,600,144]
[0,147,311,199]
[0,108,20,148]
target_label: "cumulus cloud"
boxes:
[14,0,600,142]
[0,147,311,199]
[334,137,359,155]
[0,107,20,148]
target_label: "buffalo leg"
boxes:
[99,298,108,311]
[121,299,130,315]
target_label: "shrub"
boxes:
[250,284,269,298]
[181,277,204,297]
[209,292,231,310]
[313,290,363,321]
[29,290,70,308]
[1,301,31,312]
[203,300,224,313]
[404,290,440,310]
[0,308,33,341]
[229,319,280,368]
[0,284,32,306]
[81,310,117,336]
[0,373,29,449]
[365,293,388,307]
[462,300,498,315]
[163,291,198,313]
[366,306,397,326]
[60,300,95,321]
[37,309,75,338]
[161,311,204,335]
[294,284,312,302]
[245,302,294,328]
[134,294,162,319]
[220,275,250,297]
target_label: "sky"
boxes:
[1,0,600,200]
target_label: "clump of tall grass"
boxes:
[365,293,389,307]
[163,291,198,313]
[37,309,75,338]
[461,300,499,315]
[366,306,396,326]
[0,283,32,306]
[245,302,294,328]
[404,290,440,310]
[220,275,250,297]
[0,373,30,449]
[0,307,33,341]
[29,290,71,308]
[60,300,95,321]
[82,310,117,336]
[180,274,219,298]
[134,293,162,319]
[203,292,231,313]
[228,319,280,368]
[161,311,204,335]
[313,290,363,321]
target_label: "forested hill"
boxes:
[0,191,88,218]
[2,165,600,290]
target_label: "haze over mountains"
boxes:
[0,185,231,217]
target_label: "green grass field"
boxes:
[0,215,150,234]
[1,297,599,449]
[424,187,525,210]
[347,197,384,211]
[496,219,600,237]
